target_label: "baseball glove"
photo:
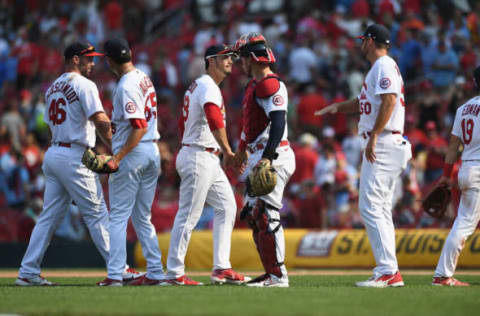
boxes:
[422,185,451,219]
[82,148,119,174]
[246,159,277,197]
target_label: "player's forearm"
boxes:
[444,135,462,164]
[371,94,396,135]
[95,121,112,148]
[337,98,359,113]
[90,112,112,147]
[262,111,286,161]
[115,128,147,162]
[212,128,233,155]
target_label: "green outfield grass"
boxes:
[0,275,478,316]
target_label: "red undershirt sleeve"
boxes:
[204,102,225,131]
[129,118,148,129]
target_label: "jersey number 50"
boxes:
[49,98,67,125]
[461,118,474,145]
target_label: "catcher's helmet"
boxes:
[234,32,276,64]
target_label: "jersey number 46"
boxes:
[49,98,67,125]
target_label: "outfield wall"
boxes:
[134,229,480,269]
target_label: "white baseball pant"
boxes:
[243,145,296,278]
[434,161,480,277]
[108,142,164,281]
[166,146,236,278]
[18,144,110,278]
[359,132,411,277]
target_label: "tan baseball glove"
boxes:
[246,158,277,197]
[82,148,119,174]
[422,185,451,219]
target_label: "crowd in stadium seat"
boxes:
[1,0,479,242]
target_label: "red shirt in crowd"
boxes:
[296,92,326,127]
[290,145,319,184]
[11,42,40,77]
[426,135,448,170]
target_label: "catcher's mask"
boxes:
[235,32,276,64]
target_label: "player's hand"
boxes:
[436,175,452,189]
[233,150,248,166]
[314,103,338,116]
[365,134,377,163]
[222,150,235,168]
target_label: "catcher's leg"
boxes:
[253,199,286,278]
[434,185,480,277]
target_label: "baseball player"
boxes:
[316,24,412,288]
[15,42,141,286]
[165,44,249,286]
[96,38,166,286]
[233,33,296,288]
[431,66,480,287]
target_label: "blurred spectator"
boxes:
[10,26,40,90]
[295,84,327,137]
[291,133,318,185]
[424,121,448,183]
[0,147,30,209]
[332,156,357,227]
[0,98,26,152]
[135,52,152,77]
[428,39,459,93]
[289,37,317,89]
[54,204,87,242]
[292,180,326,229]
[341,121,363,169]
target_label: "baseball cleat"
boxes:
[356,271,404,288]
[210,269,252,285]
[126,275,169,286]
[432,277,470,287]
[165,275,203,286]
[96,277,123,287]
[15,275,58,286]
[246,274,289,288]
[122,267,145,283]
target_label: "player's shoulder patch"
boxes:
[272,94,285,106]
[125,101,137,114]
[379,77,391,89]
[255,75,280,98]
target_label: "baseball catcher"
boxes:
[422,184,451,219]
[232,32,295,288]
[82,148,119,173]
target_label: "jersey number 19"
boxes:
[461,118,474,145]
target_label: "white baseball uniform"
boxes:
[241,76,296,280]
[166,74,236,278]
[108,68,164,281]
[18,72,110,278]
[357,55,412,277]
[435,97,480,277]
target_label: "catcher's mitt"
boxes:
[82,148,119,174]
[422,185,451,219]
[246,159,277,197]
